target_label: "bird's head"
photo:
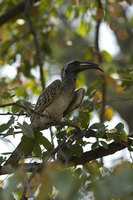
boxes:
[61,60,104,81]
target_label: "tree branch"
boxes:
[1,137,132,175]
[95,0,106,125]
[0,0,39,27]
[69,140,130,165]
[24,0,45,90]
[0,112,27,116]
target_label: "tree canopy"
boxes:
[0,0,133,199]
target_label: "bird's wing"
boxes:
[63,88,85,117]
[34,79,62,113]
[31,79,62,128]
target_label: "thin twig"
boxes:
[0,112,27,116]
[24,0,45,90]
[0,131,22,136]
[0,102,34,113]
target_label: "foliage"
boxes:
[0,0,133,199]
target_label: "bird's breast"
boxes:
[40,91,74,124]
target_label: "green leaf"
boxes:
[121,129,127,142]
[100,141,108,149]
[84,47,93,61]
[66,4,72,19]
[57,0,62,6]
[91,141,99,150]
[2,90,15,99]
[12,105,21,113]
[74,7,80,18]
[0,124,9,132]
[89,123,105,130]
[18,122,34,138]
[20,135,34,157]
[4,128,14,137]
[19,99,32,107]
[79,111,90,128]
[56,131,66,139]
[115,123,124,134]
[98,130,106,138]
[2,91,11,99]
[39,135,53,150]
[33,143,42,156]
[7,116,15,127]
[102,50,112,62]
[0,116,15,132]
[0,156,6,165]
[81,100,92,110]
[86,80,102,96]
[77,73,85,88]
[18,100,32,116]
[72,144,83,158]
[77,21,88,37]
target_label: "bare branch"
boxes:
[24,0,45,90]
[94,0,106,124]
[0,102,33,112]
[0,112,27,116]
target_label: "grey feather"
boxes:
[31,79,62,128]
[63,88,85,116]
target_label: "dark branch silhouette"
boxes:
[1,136,132,175]
[24,0,45,90]
[0,0,39,27]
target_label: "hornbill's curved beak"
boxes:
[77,61,104,73]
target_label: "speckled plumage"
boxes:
[34,79,61,113]
[31,79,62,129]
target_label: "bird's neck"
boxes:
[62,75,76,92]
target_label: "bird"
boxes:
[3,60,103,168]
[31,60,103,130]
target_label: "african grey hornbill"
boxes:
[3,60,103,168]
[31,60,103,129]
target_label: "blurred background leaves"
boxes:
[0,0,133,199]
